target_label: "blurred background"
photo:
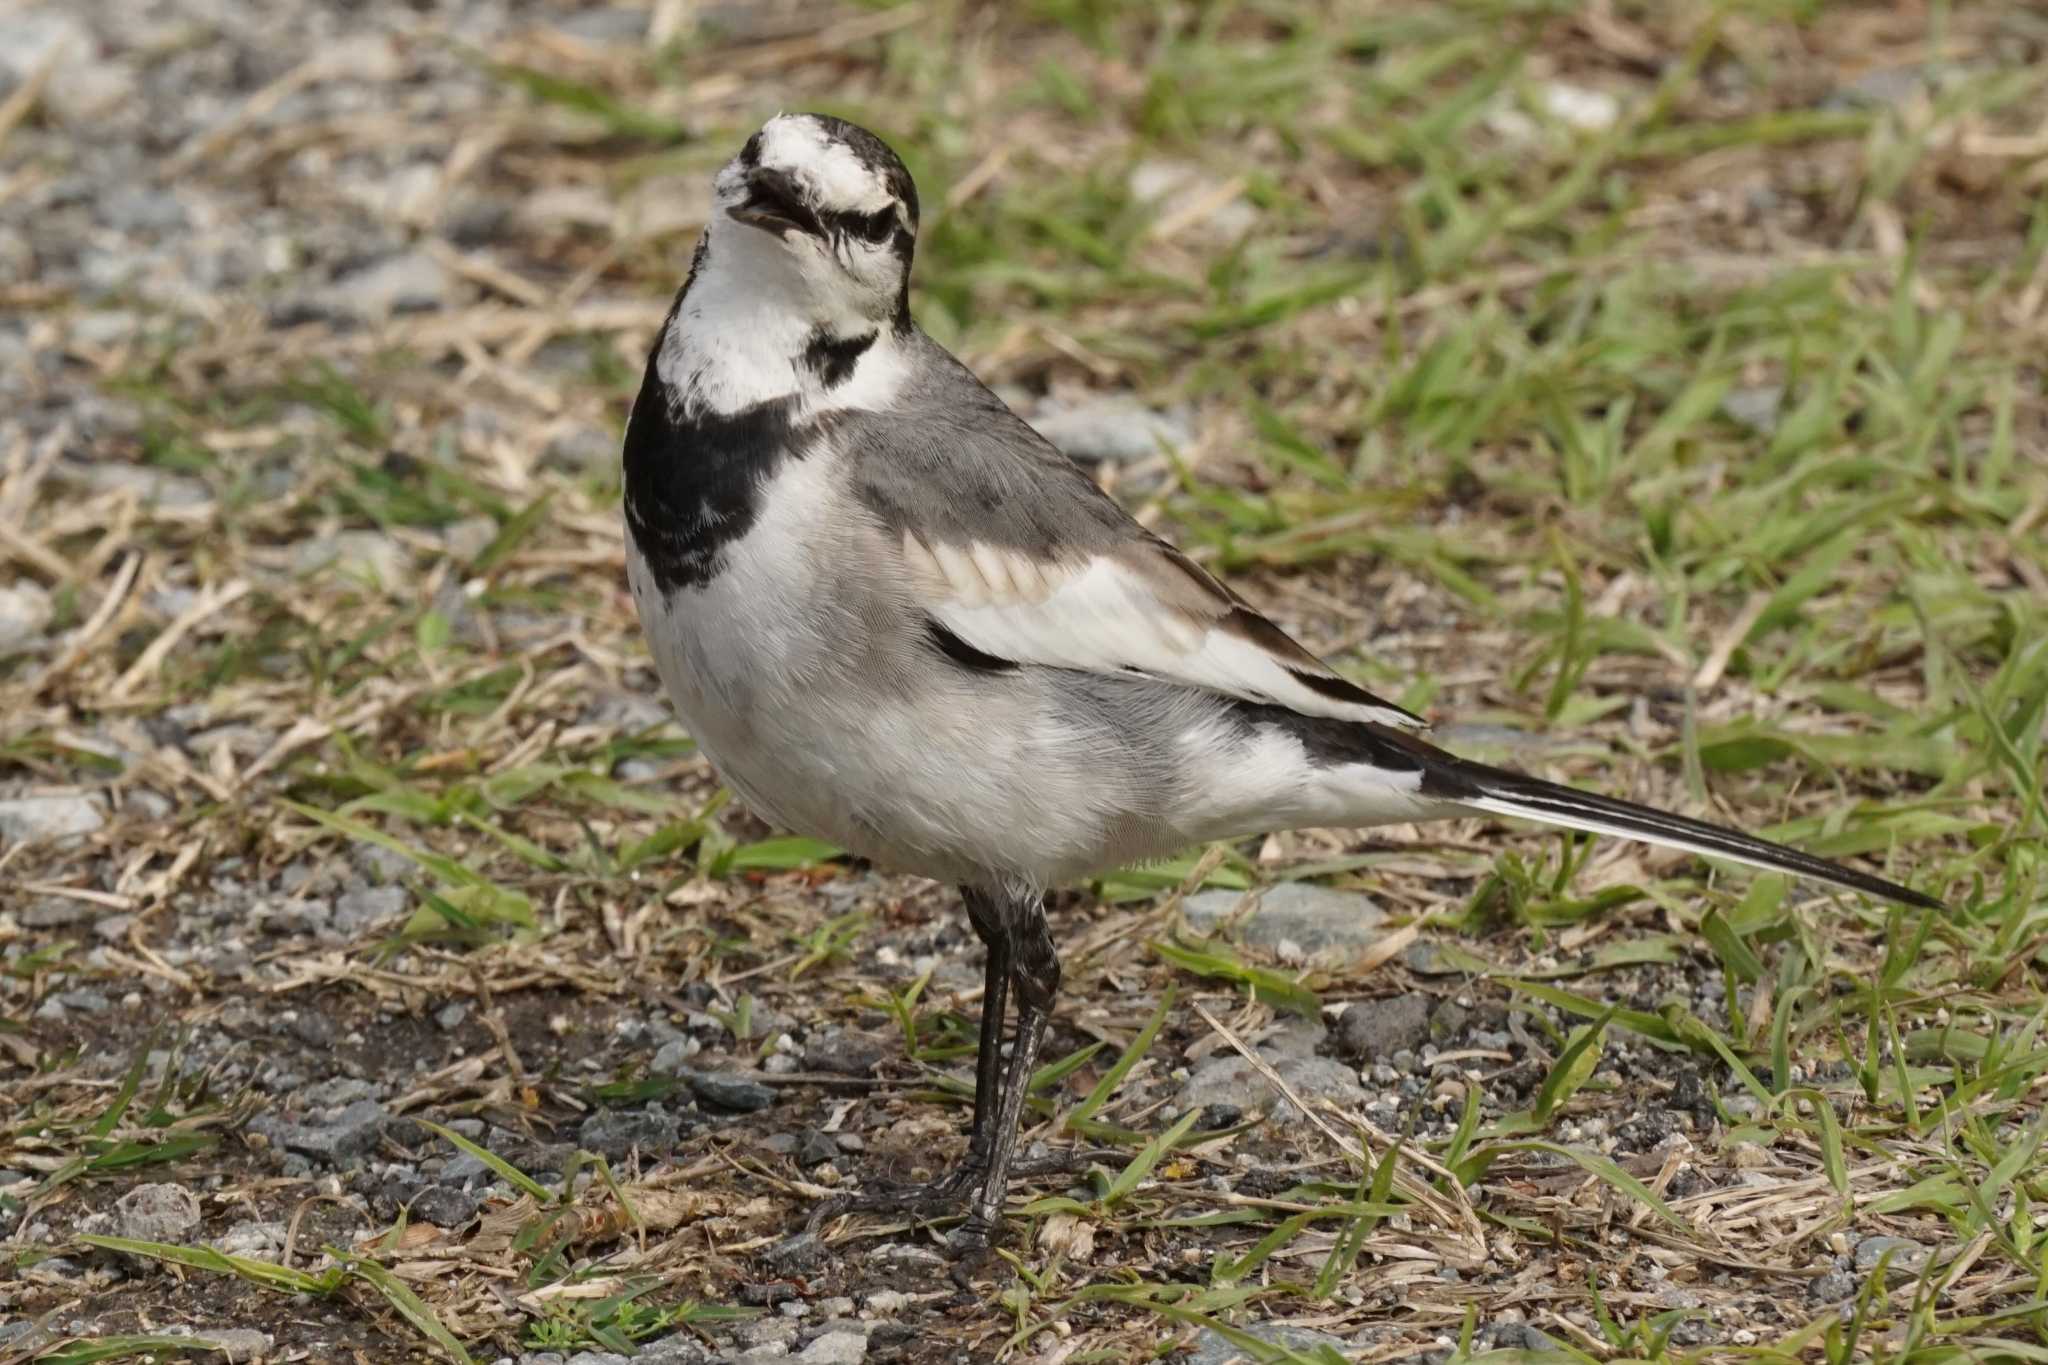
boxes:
[3,1,2045,1361]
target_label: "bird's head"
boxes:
[708,113,920,329]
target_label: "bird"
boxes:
[621,112,1942,1260]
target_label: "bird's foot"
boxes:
[803,1161,984,1235]
[945,1217,1000,1287]
[803,1145,1118,1242]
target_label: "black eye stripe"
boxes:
[817,203,903,244]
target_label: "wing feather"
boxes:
[903,530,1425,730]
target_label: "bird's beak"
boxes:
[728,166,823,239]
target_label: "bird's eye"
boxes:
[854,207,897,244]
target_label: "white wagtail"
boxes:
[622,113,1942,1258]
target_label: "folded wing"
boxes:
[900,528,1426,730]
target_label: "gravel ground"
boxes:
[2,1,2038,1362]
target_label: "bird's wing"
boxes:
[897,525,1424,729]
[838,347,1424,729]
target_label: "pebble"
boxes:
[0,793,107,843]
[0,582,51,655]
[798,1330,867,1364]
[1334,994,1432,1062]
[1853,1235,1930,1276]
[113,1182,202,1244]
[1808,1269,1858,1301]
[333,883,407,934]
[1182,883,1387,957]
[1721,384,1785,435]
[578,1108,681,1159]
[797,1129,839,1168]
[248,1098,388,1163]
[409,1184,478,1226]
[1539,82,1621,131]
[1186,1324,1348,1365]
[0,12,134,124]
[685,1069,776,1113]
[198,1329,274,1362]
[801,1029,889,1076]
[435,1002,470,1030]
[294,530,412,588]
[1027,394,1194,465]
[322,250,451,321]
[213,1221,286,1261]
[1178,1054,1364,1126]
[1128,159,1257,239]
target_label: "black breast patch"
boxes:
[622,347,803,595]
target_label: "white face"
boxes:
[707,113,919,327]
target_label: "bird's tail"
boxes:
[1374,726,1943,910]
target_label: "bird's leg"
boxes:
[803,887,1010,1231]
[953,886,1013,1182]
[949,896,1061,1265]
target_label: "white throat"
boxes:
[656,220,908,418]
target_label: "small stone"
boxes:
[334,883,407,934]
[0,581,51,656]
[20,898,92,927]
[651,1036,700,1074]
[294,531,412,588]
[1483,1323,1562,1352]
[1854,1235,1930,1276]
[868,1242,945,1272]
[1027,394,1194,465]
[0,13,134,123]
[1128,159,1257,239]
[249,1098,388,1163]
[0,794,106,843]
[1721,384,1785,435]
[323,250,451,321]
[410,1185,478,1227]
[686,1070,775,1113]
[541,424,616,471]
[816,1296,855,1319]
[213,1221,285,1261]
[1808,1270,1858,1301]
[1187,1323,1348,1365]
[863,1289,910,1313]
[1827,66,1928,110]
[799,1330,867,1365]
[114,1182,201,1244]
[1540,81,1620,131]
[578,1109,680,1159]
[1429,999,1470,1044]
[564,1353,630,1365]
[1334,994,1432,1062]
[1177,1054,1364,1126]
[801,1029,888,1077]
[197,1329,273,1362]
[1182,883,1387,958]
[797,1129,838,1168]
[101,185,187,234]
[765,1231,824,1271]
[287,1011,337,1047]
[300,1077,380,1107]
[435,1002,470,1030]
